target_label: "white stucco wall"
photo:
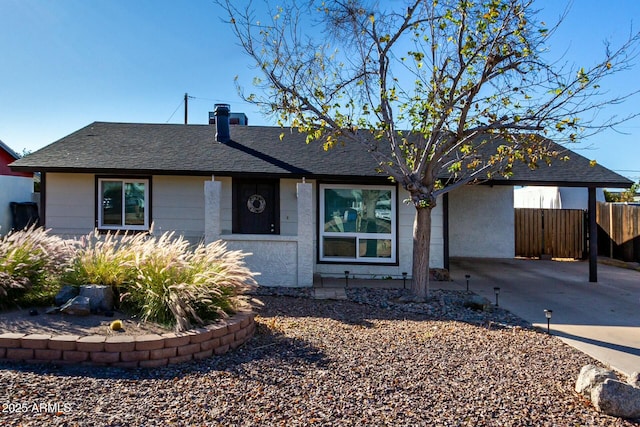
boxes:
[449,185,514,258]
[513,186,603,210]
[0,175,34,234]
[223,235,299,286]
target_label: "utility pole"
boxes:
[184,93,188,124]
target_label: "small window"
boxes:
[97,178,150,230]
[319,184,396,263]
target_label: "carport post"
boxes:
[588,186,598,282]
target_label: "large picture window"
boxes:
[97,178,150,230]
[319,184,396,263]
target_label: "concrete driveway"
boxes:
[445,258,640,377]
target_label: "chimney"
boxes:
[214,104,231,143]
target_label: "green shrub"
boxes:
[0,226,76,308]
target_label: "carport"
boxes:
[447,257,640,376]
[442,144,633,283]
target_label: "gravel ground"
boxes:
[0,308,172,336]
[1,288,638,426]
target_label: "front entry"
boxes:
[233,179,279,234]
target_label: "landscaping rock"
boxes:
[463,295,491,311]
[0,290,626,426]
[0,288,640,427]
[429,268,450,281]
[591,378,640,419]
[54,285,79,306]
[79,284,114,311]
[59,296,91,316]
[628,371,640,388]
[575,364,617,397]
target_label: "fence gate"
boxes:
[515,208,586,259]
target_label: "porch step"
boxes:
[313,288,348,300]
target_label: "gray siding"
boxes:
[46,173,95,236]
[152,175,207,242]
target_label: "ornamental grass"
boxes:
[0,225,76,308]
[64,229,257,331]
[61,229,140,290]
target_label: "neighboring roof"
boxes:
[0,139,20,160]
[9,121,633,188]
[0,139,33,177]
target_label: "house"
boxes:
[0,140,35,234]
[514,186,606,209]
[9,106,632,286]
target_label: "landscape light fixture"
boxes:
[493,287,500,306]
[544,309,553,334]
[402,272,408,289]
[465,274,470,291]
[344,270,349,288]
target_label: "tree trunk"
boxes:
[411,206,432,300]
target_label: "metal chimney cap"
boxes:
[214,104,230,114]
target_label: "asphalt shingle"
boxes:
[9,121,632,187]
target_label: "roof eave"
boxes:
[486,178,634,189]
[9,166,391,182]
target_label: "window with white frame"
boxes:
[97,178,150,230]
[319,184,396,263]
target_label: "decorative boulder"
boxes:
[575,364,617,397]
[79,284,114,312]
[591,378,640,419]
[60,296,91,316]
[54,285,79,306]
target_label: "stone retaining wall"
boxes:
[0,312,255,368]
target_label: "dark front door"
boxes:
[233,179,279,234]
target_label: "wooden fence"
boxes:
[596,202,640,262]
[515,208,586,259]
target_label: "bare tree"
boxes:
[218,0,639,298]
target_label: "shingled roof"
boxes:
[9,121,632,188]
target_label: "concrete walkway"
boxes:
[447,258,640,377]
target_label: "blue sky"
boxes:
[1,0,639,183]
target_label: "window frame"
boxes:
[318,183,397,264]
[96,176,151,231]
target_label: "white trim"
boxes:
[97,178,149,231]
[319,183,397,263]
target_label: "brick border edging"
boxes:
[0,311,255,368]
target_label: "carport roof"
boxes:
[9,121,633,188]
